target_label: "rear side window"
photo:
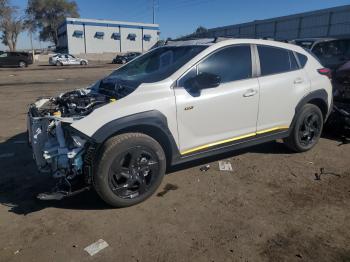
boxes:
[198,45,252,83]
[296,53,308,68]
[258,45,299,76]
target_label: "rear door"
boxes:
[8,52,20,66]
[256,45,310,133]
[175,45,260,155]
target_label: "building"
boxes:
[182,5,350,40]
[57,18,160,54]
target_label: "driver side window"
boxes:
[198,45,252,83]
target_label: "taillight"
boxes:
[318,68,332,79]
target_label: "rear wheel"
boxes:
[80,61,87,66]
[93,133,166,207]
[56,61,63,66]
[284,104,323,152]
[18,61,27,68]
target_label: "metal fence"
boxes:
[182,5,350,40]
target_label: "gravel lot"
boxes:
[0,63,349,262]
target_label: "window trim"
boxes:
[256,44,302,78]
[176,44,255,88]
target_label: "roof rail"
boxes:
[165,38,216,46]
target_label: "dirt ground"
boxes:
[0,63,349,262]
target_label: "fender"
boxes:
[290,89,330,133]
[91,110,181,162]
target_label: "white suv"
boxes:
[28,39,332,207]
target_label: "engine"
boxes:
[31,89,111,118]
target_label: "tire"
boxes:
[18,61,27,68]
[80,61,87,66]
[93,133,166,207]
[56,61,63,66]
[284,104,324,152]
[122,59,126,64]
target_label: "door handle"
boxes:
[294,78,304,84]
[243,89,258,97]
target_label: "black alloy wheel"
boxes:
[298,112,322,147]
[108,146,160,199]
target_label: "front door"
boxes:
[174,45,260,155]
[0,52,10,66]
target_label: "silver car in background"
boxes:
[49,54,88,66]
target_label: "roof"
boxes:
[164,38,305,54]
[208,4,350,32]
[59,17,159,31]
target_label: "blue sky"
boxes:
[2,0,350,50]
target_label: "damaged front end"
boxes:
[27,89,111,200]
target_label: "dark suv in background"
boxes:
[112,52,141,64]
[293,38,350,132]
[0,52,33,68]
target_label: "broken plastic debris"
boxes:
[84,239,109,256]
[218,160,233,172]
[200,165,210,172]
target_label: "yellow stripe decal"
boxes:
[180,126,289,155]
[256,126,289,135]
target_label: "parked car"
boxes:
[49,54,88,66]
[0,52,33,68]
[293,38,350,132]
[28,39,332,207]
[112,52,141,64]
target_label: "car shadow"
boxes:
[168,140,291,173]
[0,132,110,215]
[0,129,346,215]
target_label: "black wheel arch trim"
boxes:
[291,89,330,133]
[90,110,181,164]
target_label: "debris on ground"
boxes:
[84,239,109,256]
[200,164,210,172]
[14,249,21,255]
[218,160,233,172]
[315,168,342,181]
[157,183,179,197]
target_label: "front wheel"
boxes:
[80,61,87,66]
[284,104,323,152]
[93,133,166,207]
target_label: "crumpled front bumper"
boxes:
[27,105,87,177]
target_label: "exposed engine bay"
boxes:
[27,78,139,199]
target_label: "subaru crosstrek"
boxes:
[27,39,333,207]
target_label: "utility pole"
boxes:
[152,0,156,24]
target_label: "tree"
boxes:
[0,1,23,51]
[195,26,208,35]
[26,0,79,46]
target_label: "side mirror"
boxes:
[194,72,221,89]
[184,72,221,97]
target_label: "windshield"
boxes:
[110,45,208,83]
